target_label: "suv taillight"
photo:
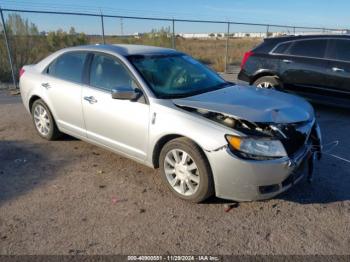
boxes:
[19,68,25,79]
[241,51,253,69]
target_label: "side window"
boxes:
[47,52,87,83]
[329,39,350,62]
[89,54,136,91]
[288,39,327,58]
[273,42,292,54]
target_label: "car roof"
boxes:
[34,44,182,73]
[253,34,350,53]
[62,44,180,56]
[265,34,350,42]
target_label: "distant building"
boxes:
[133,32,142,39]
[178,33,225,39]
[131,31,348,40]
[232,32,267,38]
[178,32,269,38]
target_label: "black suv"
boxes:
[238,34,350,106]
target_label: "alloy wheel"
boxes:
[33,104,51,136]
[256,81,274,89]
[163,149,200,196]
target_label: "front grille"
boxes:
[278,121,313,156]
[281,133,306,155]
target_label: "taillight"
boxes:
[240,51,254,69]
[19,68,25,79]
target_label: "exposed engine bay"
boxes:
[180,106,322,158]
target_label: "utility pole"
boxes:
[266,25,270,38]
[120,18,124,36]
[100,14,105,44]
[172,19,175,49]
[225,22,230,73]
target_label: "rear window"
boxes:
[47,52,87,83]
[328,39,350,62]
[288,39,327,58]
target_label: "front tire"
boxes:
[159,137,214,203]
[253,76,282,90]
[31,99,61,140]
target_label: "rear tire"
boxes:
[31,99,62,140]
[253,76,282,90]
[159,137,214,203]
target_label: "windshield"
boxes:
[128,54,231,98]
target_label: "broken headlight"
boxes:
[226,135,287,160]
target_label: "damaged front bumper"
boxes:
[205,123,321,202]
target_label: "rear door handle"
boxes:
[282,59,293,64]
[84,96,98,104]
[41,82,51,89]
[332,67,345,73]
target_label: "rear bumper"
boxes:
[206,142,314,202]
[237,69,251,83]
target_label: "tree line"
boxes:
[0,14,88,83]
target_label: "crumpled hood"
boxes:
[173,85,314,123]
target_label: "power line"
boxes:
[0,4,347,32]
[1,0,345,30]
[0,0,202,18]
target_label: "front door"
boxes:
[323,39,350,100]
[82,53,150,160]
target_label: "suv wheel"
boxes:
[159,137,214,203]
[31,99,62,140]
[253,76,282,90]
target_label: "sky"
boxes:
[0,0,349,35]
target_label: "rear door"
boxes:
[277,39,329,95]
[43,51,88,137]
[323,39,350,99]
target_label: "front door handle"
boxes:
[332,67,345,73]
[282,59,293,64]
[41,82,51,89]
[84,96,98,104]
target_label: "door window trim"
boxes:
[326,38,350,63]
[84,51,149,104]
[269,37,350,62]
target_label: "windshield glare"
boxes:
[128,54,229,98]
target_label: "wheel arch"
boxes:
[152,134,210,169]
[152,134,183,168]
[156,135,215,202]
[250,70,280,85]
[29,95,42,112]
[28,95,59,128]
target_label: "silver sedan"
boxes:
[19,44,322,202]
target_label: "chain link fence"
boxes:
[1,7,348,88]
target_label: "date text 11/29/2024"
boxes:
[127,255,220,261]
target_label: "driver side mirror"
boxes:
[111,86,142,101]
